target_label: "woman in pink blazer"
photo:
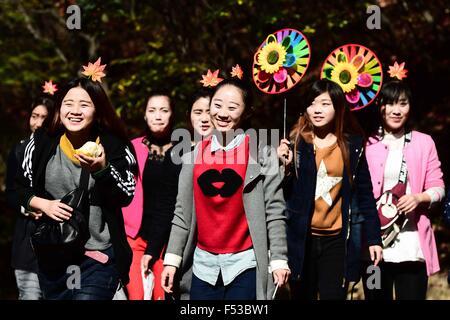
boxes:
[364,80,445,299]
[122,92,175,300]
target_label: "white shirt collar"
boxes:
[210,133,245,152]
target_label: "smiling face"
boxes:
[29,105,48,133]
[381,93,410,133]
[145,95,172,135]
[190,97,212,137]
[210,85,246,132]
[60,87,95,134]
[306,91,336,130]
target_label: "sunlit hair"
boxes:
[49,77,128,141]
[289,79,363,180]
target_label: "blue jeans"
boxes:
[38,246,119,300]
[190,268,256,300]
[14,269,42,300]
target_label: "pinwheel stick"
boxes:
[283,98,287,139]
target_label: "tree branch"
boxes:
[17,1,68,63]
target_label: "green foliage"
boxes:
[0,0,449,299]
[0,0,449,180]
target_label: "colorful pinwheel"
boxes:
[321,44,383,111]
[253,28,311,95]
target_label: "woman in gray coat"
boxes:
[161,78,290,300]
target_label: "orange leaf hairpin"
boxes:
[230,64,244,79]
[42,80,58,95]
[82,57,107,82]
[200,69,223,87]
[388,61,408,80]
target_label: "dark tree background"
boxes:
[0,0,448,299]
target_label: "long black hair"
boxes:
[30,95,55,130]
[290,79,363,181]
[49,77,128,141]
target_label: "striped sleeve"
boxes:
[21,134,35,187]
[92,144,137,207]
[110,163,136,197]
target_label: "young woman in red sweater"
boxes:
[161,78,290,300]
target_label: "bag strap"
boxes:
[397,131,411,184]
[79,168,90,191]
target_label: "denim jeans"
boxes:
[38,246,119,300]
[14,269,42,300]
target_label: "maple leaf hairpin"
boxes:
[200,69,224,87]
[388,61,408,80]
[230,64,244,79]
[42,80,58,95]
[82,57,107,82]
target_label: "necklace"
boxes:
[142,136,172,162]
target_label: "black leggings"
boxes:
[290,235,345,300]
[362,261,428,300]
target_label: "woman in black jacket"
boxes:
[15,76,136,300]
[277,79,382,300]
[8,96,54,300]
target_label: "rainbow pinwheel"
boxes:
[321,44,383,111]
[253,28,311,94]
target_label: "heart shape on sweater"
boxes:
[197,169,243,197]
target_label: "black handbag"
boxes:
[31,168,91,273]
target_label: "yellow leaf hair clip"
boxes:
[230,64,244,79]
[82,57,107,82]
[200,69,224,87]
[388,61,408,80]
